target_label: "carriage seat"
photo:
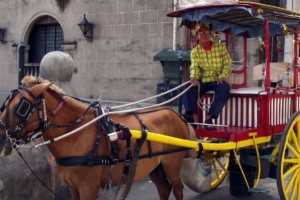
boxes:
[204,87,265,95]
[229,87,265,95]
[195,126,258,142]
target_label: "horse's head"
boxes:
[0,76,61,156]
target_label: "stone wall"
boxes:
[0,0,181,101]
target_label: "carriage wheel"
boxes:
[277,111,300,200]
[181,152,229,193]
[209,152,230,189]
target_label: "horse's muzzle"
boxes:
[0,120,12,156]
[0,135,6,156]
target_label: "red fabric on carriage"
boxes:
[195,127,258,141]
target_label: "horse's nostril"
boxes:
[0,134,8,156]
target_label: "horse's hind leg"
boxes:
[149,164,172,200]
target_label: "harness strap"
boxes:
[56,120,145,167]
[147,141,153,157]
[56,155,113,166]
[116,113,148,200]
[133,113,148,139]
[133,113,150,156]
[51,99,65,116]
[124,132,132,175]
[89,103,104,156]
[93,104,120,163]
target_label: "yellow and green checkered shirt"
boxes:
[190,41,232,83]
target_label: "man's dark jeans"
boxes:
[182,81,230,120]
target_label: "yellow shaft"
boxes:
[130,130,271,152]
[130,130,200,151]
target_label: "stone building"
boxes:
[0,0,181,103]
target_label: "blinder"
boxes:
[15,97,34,120]
[0,89,45,144]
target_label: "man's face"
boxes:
[197,28,211,43]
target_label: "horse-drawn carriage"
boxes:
[0,1,300,200]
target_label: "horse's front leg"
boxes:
[69,186,80,200]
[78,185,99,200]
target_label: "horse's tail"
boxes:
[185,123,199,159]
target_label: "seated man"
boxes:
[185,23,232,128]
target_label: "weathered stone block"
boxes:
[132,24,148,40]
[95,39,116,51]
[115,25,132,38]
[132,0,147,11]
[118,0,133,12]
[158,10,173,23]
[144,37,164,60]
[140,10,159,24]
[94,0,118,13]
[148,23,162,37]
[98,25,116,39]
[97,13,118,25]
[162,22,173,37]
[118,12,140,25]
[147,1,167,10]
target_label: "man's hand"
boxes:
[191,79,200,86]
[217,77,227,84]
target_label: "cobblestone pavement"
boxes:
[98,178,280,200]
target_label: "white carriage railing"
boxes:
[269,95,293,127]
[199,95,259,128]
[199,93,295,130]
[295,95,300,112]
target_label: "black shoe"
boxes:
[204,118,216,130]
[183,113,194,123]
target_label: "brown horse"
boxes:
[0,76,193,200]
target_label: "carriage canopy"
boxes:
[168,1,300,37]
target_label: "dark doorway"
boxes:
[28,16,64,63]
[19,16,64,83]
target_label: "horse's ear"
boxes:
[20,76,52,98]
[21,76,43,87]
[29,82,52,97]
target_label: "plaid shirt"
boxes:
[190,41,232,83]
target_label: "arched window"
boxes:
[28,16,64,63]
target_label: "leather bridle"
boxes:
[0,87,51,147]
